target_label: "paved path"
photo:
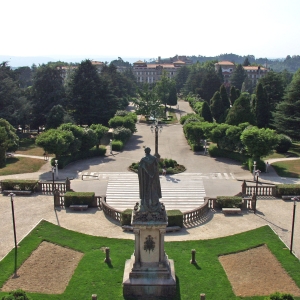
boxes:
[1,100,299,261]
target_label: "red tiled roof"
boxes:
[215,61,234,66]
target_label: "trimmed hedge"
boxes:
[121,209,133,226]
[120,209,183,227]
[64,192,95,207]
[0,180,38,191]
[167,210,183,227]
[54,147,106,168]
[216,196,243,208]
[276,184,300,196]
[112,140,124,151]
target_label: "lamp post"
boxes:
[253,161,257,181]
[55,160,58,179]
[150,119,163,159]
[204,139,207,155]
[254,169,260,214]
[110,139,112,155]
[290,197,298,254]
[9,193,17,277]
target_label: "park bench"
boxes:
[122,225,181,232]
[82,174,98,180]
[69,205,88,211]
[222,208,242,215]
[282,195,300,200]
[2,190,32,195]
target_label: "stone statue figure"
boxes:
[138,147,162,212]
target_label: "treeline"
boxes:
[0,59,137,131]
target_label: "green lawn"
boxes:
[0,221,299,300]
[264,143,300,160]
[272,160,300,178]
[0,157,47,176]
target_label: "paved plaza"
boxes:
[0,100,299,261]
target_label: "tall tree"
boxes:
[229,86,238,105]
[155,71,171,115]
[31,64,65,129]
[68,60,116,125]
[230,64,247,90]
[200,70,222,102]
[200,101,213,122]
[210,91,224,123]
[243,57,250,66]
[167,81,178,106]
[255,83,269,128]
[226,93,255,125]
[273,69,300,140]
[220,84,231,109]
[175,65,190,92]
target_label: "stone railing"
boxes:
[53,192,103,208]
[241,180,276,197]
[101,198,122,223]
[183,198,209,224]
[38,178,71,194]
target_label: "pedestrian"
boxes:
[266,162,269,173]
[162,166,166,176]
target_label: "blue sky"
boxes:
[2,0,300,61]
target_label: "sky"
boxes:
[2,0,300,65]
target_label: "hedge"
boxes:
[216,196,243,208]
[0,180,38,191]
[276,184,300,196]
[64,192,95,207]
[112,140,124,151]
[167,210,183,227]
[53,147,106,168]
[121,209,133,226]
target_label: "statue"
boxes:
[138,147,162,212]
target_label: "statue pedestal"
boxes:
[123,210,176,298]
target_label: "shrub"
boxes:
[121,209,133,226]
[2,289,32,300]
[276,184,300,196]
[208,144,247,163]
[276,134,292,153]
[180,113,198,125]
[64,192,95,207]
[264,292,294,300]
[0,180,38,191]
[191,144,204,152]
[57,147,106,168]
[108,116,136,133]
[113,127,132,142]
[112,140,124,151]
[167,210,183,227]
[247,158,266,173]
[216,196,243,208]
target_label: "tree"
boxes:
[58,123,84,153]
[46,105,66,129]
[155,71,171,115]
[200,101,213,122]
[90,124,109,149]
[220,84,231,109]
[183,123,205,148]
[35,128,75,158]
[31,64,65,129]
[167,81,178,106]
[230,64,247,90]
[226,93,255,125]
[217,66,224,83]
[229,86,238,105]
[200,70,222,102]
[241,127,279,160]
[255,83,269,128]
[133,84,161,119]
[243,57,250,66]
[80,128,97,151]
[175,65,190,92]
[210,91,225,123]
[68,59,116,126]
[273,69,300,140]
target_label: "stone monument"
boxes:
[123,147,176,298]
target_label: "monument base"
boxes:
[123,254,176,298]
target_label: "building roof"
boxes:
[215,61,235,66]
[134,60,145,64]
[173,60,185,64]
[243,66,267,71]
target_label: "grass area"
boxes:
[15,138,49,156]
[272,160,300,178]
[0,157,47,176]
[0,221,299,300]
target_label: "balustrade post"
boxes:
[242,180,246,196]
[66,177,71,191]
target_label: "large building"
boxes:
[132,57,186,84]
[215,61,268,85]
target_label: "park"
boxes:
[0,100,300,299]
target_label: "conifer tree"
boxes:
[255,83,269,128]
[220,84,231,109]
[210,91,224,123]
[201,101,213,122]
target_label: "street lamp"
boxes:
[254,169,260,214]
[52,166,55,191]
[55,160,58,179]
[9,193,18,277]
[290,197,298,254]
[110,139,113,155]
[204,140,207,155]
[253,161,257,181]
[150,119,163,159]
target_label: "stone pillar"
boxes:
[242,180,246,196]
[91,294,97,300]
[133,229,140,267]
[190,249,197,264]
[200,293,206,300]
[66,177,71,191]
[104,247,111,263]
[159,228,166,264]
[53,189,60,207]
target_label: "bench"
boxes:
[82,174,98,180]
[222,208,241,215]
[2,190,32,195]
[69,205,88,211]
[122,225,181,232]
